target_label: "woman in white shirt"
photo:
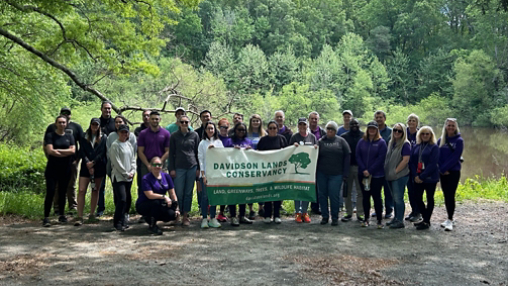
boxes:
[198,121,224,228]
[109,124,136,231]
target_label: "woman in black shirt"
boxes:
[43,115,76,227]
[258,120,288,224]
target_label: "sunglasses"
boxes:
[326,127,335,131]
[180,121,189,124]
[393,129,404,133]
[151,163,163,168]
[268,127,278,130]
[219,126,228,129]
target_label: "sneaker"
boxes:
[331,219,339,226]
[409,213,422,222]
[361,220,370,227]
[377,221,384,229]
[444,223,453,231]
[371,212,377,217]
[295,213,303,223]
[96,211,104,217]
[138,216,146,224]
[201,218,209,229]
[414,221,425,227]
[341,214,352,222]
[248,211,256,220]
[231,217,240,226]
[357,215,365,221]
[217,214,228,222]
[74,217,84,226]
[303,213,311,223]
[386,219,396,226]
[58,215,67,223]
[384,212,393,219]
[42,218,51,227]
[441,219,451,228]
[263,217,272,224]
[274,217,282,224]
[115,224,125,232]
[389,221,405,229]
[405,212,415,221]
[87,214,99,223]
[239,216,253,224]
[441,219,453,231]
[208,218,222,228]
[182,217,191,226]
[416,222,430,230]
[149,224,163,235]
[320,218,329,225]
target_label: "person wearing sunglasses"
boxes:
[227,122,253,226]
[110,124,137,231]
[409,126,440,230]
[247,114,267,219]
[384,123,411,229]
[74,118,107,226]
[197,121,224,228]
[356,121,387,228]
[257,120,289,224]
[169,115,200,226]
[437,118,463,231]
[137,157,180,235]
[165,107,194,135]
[316,121,351,226]
[42,115,76,227]
[43,107,83,216]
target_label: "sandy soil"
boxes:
[0,201,507,286]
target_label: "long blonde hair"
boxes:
[416,126,437,145]
[439,118,460,147]
[248,114,267,137]
[387,123,409,154]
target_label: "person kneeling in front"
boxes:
[136,157,180,235]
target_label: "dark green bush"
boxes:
[0,144,46,193]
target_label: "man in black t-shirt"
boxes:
[97,101,116,216]
[43,107,83,214]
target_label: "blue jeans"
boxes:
[199,178,216,218]
[174,166,197,213]
[294,200,310,214]
[406,173,420,215]
[386,176,408,222]
[316,171,343,220]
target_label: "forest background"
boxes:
[1,0,508,202]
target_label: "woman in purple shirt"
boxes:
[356,121,387,228]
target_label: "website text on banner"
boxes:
[206,146,318,206]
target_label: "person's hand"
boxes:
[128,172,134,179]
[73,159,79,165]
[208,144,215,149]
[86,161,94,169]
[203,176,207,185]
[415,176,423,184]
[234,145,241,149]
[170,170,176,178]
[165,196,172,206]
[314,144,318,149]
[294,142,299,147]
[89,168,94,175]
[196,170,200,179]
[363,170,370,177]
[443,171,450,175]
[245,146,252,150]
[175,210,180,218]
[53,150,62,157]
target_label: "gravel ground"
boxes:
[0,200,507,286]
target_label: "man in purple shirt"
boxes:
[137,111,171,180]
[274,110,293,143]
[308,111,326,141]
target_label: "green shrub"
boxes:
[0,144,46,193]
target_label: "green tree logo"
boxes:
[289,153,311,175]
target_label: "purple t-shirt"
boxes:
[230,137,252,148]
[219,134,233,148]
[137,172,174,204]
[310,127,323,140]
[278,125,286,135]
[394,142,411,157]
[137,127,171,161]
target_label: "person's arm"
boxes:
[409,147,418,179]
[194,134,200,176]
[198,141,206,176]
[342,153,351,178]
[129,134,138,156]
[45,144,62,157]
[169,135,176,171]
[367,140,387,175]
[79,138,89,162]
[396,156,410,174]
[161,132,170,163]
[129,143,136,178]
[280,135,288,148]
[418,145,440,181]
[56,145,75,156]
[439,138,464,174]
[355,140,366,172]
[93,136,107,164]
[138,146,150,168]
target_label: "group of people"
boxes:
[42,104,463,234]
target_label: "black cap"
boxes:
[298,118,308,125]
[367,121,379,129]
[90,118,100,125]
[60,107,71,114]
[200,109,211,117]
[118,124,129,132]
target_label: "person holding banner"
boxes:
[247,114,267,219]
[198,121,223,229]
[258,120,289,224]
[356,121,387,229]
[316,121,351,226]
[290,118,317,223]
[227,122,253,226]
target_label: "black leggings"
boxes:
[228,204,246,218]
[136,200,176,223]
[264,201,281,218]
[112,179,132,227]
[440,171,460,220]
[414,181,437,224]
[358,176,384,222]
[45,173,70,217]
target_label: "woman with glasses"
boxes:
[198,121,224,228]
[409,126,440,230]
[258,120,289,224]
[384,123,410,229]
[437,118,463,231]
[75,118,107,226]
[356,121,387,228]
[247,114,267,219]
[169,115,200,227]
[405,113,421,222]
[110,124,137,231]
[227,122,253,226]
[137,157,180,235]
[316,121,351,226]
[43,115,76,227]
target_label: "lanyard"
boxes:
[418,143,428,163]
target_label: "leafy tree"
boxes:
[289,152,311,174]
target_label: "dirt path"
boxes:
[1,201,507,285]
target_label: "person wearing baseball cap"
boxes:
[165,107,194,134]
[289,117,318,223]
[337,110,353,136]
